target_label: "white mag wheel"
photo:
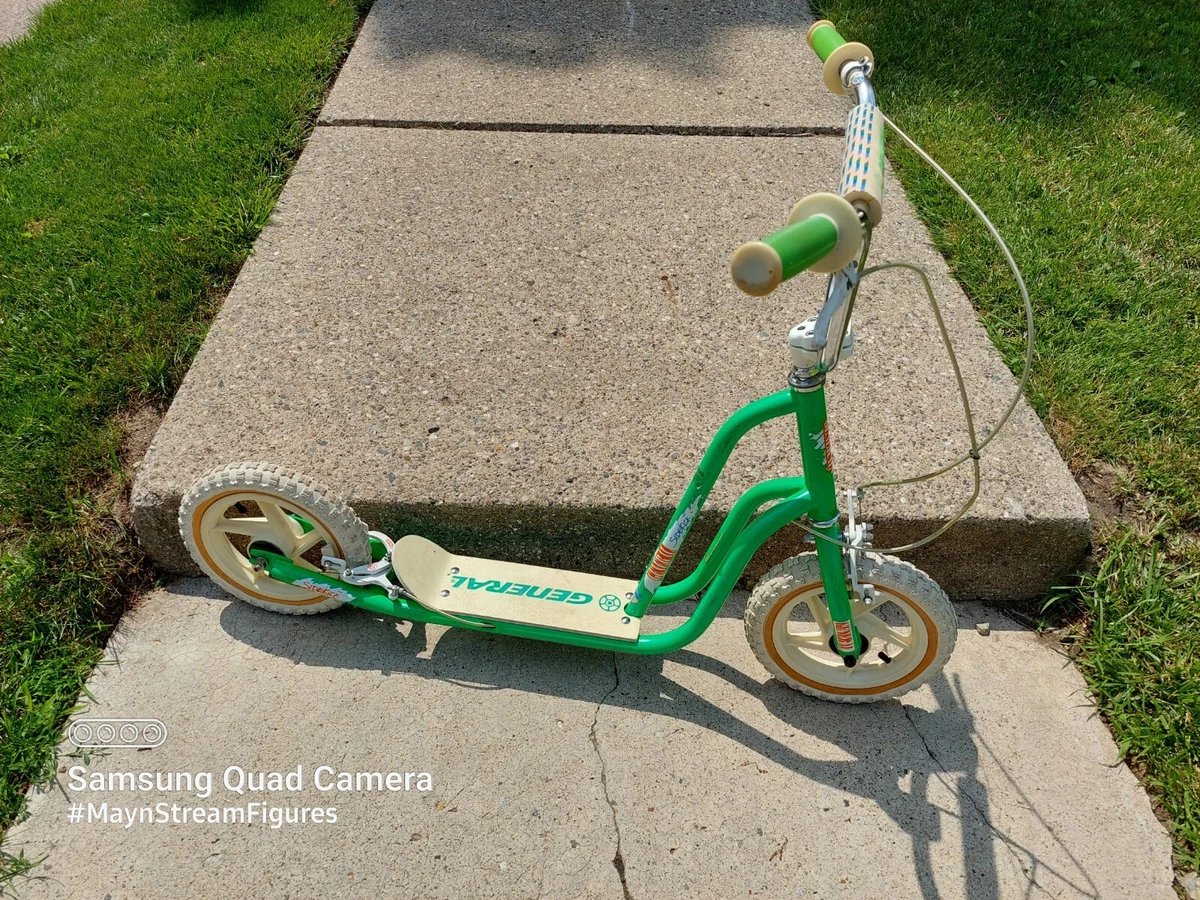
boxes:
[179,462,371,614]
[744,552,957,703]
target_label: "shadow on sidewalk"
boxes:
[214,589,1099,898]
[360,0,816,74]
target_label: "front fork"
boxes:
[790,381,863,663]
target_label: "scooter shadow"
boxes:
[213,591,1098,899]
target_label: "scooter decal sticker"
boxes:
[448,576,592,605]
[645,544,676,586]
[291,578,356,604]
[644,499,699,591]
[834,620,856,652]
[808,424,834,472]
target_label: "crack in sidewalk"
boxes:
[589,654,633,900]
[901,703,1053,899]
[318,118,844,139]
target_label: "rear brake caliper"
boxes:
[322,531,407,600]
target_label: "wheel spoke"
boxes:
[236,555,262,585]
[802,594,834,632]
[784,632,832,653]
[293,529,327,557]
[214,517,276,543]
[258,501,303,550]
[855,612,914,650]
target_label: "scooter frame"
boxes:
[251,380,865,659]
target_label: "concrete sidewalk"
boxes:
[319,0,850,129]
[131,0,1088,601]
[3,583,1174,898]
[1,0,54,43]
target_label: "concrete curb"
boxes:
[132,127,1088,601]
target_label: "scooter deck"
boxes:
[393,535,642,642]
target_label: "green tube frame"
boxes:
[253,384,858,657]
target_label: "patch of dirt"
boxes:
[115,402,164,472]
[108,401,165,530]
[1075,461,1152,536]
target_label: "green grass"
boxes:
[1054,528,1200,866]
[814,0,1200,871]
[0,0,365,876]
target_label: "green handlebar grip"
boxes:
[730,214,839,297]
[806,19,847,63]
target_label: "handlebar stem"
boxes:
[845,65,876,107]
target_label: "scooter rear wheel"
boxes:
[744,552,956,702]
[179,462,371,614]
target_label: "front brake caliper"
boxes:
[843,489,876,605]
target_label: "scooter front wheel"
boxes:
[744,552,956,703]
[179,462,372,614]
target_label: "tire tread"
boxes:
[178,461,371,615]
[744,552,957,703]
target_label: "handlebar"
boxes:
[729,19,884,297]
[805,19,875,97]
[806,19,847,63]
[730,193,863,296]
[730,215,837,298]
[807,19,884,226]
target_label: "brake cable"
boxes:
[792,109,1036,554]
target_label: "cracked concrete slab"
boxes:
[131,126,1088,601]
[6,581,621,899]
[603,601,1174,898]
[321,0,849,129]
[3,583,1174,898]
